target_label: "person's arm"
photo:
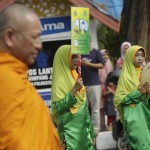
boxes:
[122,82,150,105]
[53,78,83,113]
[115,90,141,124]
[121,90,141,105]
[81,60,103,69]
[53,93,77,113]
[103,86,115,96]
[82,49,104,69]
[118,82,150,125]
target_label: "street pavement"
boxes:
[96,131,118,150]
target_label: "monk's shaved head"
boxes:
[0,4,35,36]
[0,3,42,65]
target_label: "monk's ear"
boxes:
[3,28,15,47]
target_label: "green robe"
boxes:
[122,90,150,150]
[51,45,95,150]
[54,93,95,150]
[114,45,146,123]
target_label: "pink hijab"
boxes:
[116,41,131,69]
[99,49,114,86]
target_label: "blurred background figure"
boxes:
[98,49,113,131]
[102,71,119,131]
[81,38,104,135]
[116,41,131,69]
[0,3,61,150]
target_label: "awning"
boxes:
[0,0,120,33]
[68,0,120,32]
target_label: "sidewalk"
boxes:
[96,131,118,150]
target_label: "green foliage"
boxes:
[97,22,126,67]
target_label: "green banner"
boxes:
[71,7,90,54]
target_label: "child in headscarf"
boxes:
[51,45,95,150]
[114,45,149,149]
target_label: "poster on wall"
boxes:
[28,39,71,112]
[28,50,52,112]
[71,7,90,54]
[28,51,52,90]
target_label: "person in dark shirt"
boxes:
[81,39,104,135]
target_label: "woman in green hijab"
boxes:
[51,45,95,150]
[114,45,150,150]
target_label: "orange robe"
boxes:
[0,52,61,150]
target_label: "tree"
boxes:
[98,0,150,65]
[123,0,150,61]
[97,13,126,67]
[97,25,125,67]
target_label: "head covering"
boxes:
[99,49,113,85]
[51,45,86,124]
[114,45,146,121]
[116,41,131,69]
[120,42,131,59]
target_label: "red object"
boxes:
[0,0,15,11]
[78,55,81,78]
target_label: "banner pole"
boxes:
[78,54,81,78]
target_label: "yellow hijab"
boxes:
[51,45,86,124]
[114,45,146,122]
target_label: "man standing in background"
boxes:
[81,38,104,135]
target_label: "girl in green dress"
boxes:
[51,45,95,150]
[114,45,150,150]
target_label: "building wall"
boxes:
[16,0,72,17]
[16,0,99,48]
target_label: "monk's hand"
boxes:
[138,82,150,94]
[70,78,83,97]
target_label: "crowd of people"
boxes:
[0,3,150,150]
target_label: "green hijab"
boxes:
[114,45,146,121]
[51,45,86,124]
